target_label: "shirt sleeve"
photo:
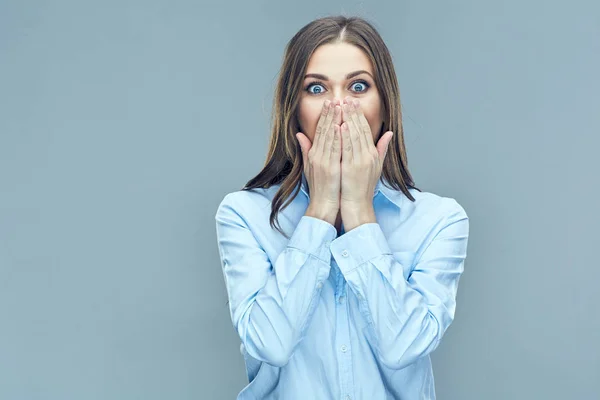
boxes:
[330,199,469,370]
[215,194,336,367]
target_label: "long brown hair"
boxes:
[242,15,421,238]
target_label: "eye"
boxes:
[351,81,369,92]
[306,82,325,95]
[304,79,371,95]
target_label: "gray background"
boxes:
[1,1,598,399]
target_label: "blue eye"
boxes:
[304,80,371,95]
[351,82,367,92]
[307,83,325,94]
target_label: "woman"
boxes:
[215,15,469,400]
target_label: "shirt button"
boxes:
[340,344,347,352]
[338,295,345,303]
[345,396,352,400]
[341,250,349,257]
[316,282,323,289]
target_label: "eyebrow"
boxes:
[303,70,374,81]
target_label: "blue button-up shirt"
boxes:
[215,172,469,400]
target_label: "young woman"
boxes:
[215,15,469,400]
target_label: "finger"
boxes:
[315,100,336,159]
[333,103,342,161]
[376,131,394,163]
[333,100,342,127]
[329,123,342,163]
[296,132,310,170]
[312,100,332,157]
[324,102,341,162]
[318,100,335,157]
[332,100,342,130]
[342,96,360,133]
[333,102,342,152]
[349,99,370,151]
[352,99,373,150]
[341,121,353,165]
[343,101,362,160]
[322,108,336,163]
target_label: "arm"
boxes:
[215,194,336,367]
[330,199,469,370]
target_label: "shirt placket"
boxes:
[333,256,355,400]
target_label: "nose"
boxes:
[328,94,355,105]
[328,89,344,104]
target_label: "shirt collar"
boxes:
[299,170,402,209]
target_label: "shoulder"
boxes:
[215,186,279,221]
[412,188,466,214]
[400,187,468,226]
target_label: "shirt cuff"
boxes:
[330,222,392,275]
[287,215,337,263]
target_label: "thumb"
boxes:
[296,132,312,163]
[376,131,393,160]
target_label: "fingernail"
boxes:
[353,99,359,107]
[325,99,331,107]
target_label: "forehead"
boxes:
[305,42,373,77]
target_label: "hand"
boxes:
[296,98,343,225]
[339,96,394,230]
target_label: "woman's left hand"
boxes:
[340,96,393,230]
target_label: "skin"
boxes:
[298,42,384,149]
[297,42,389,234]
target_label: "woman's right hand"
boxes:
[296,98,342,226]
